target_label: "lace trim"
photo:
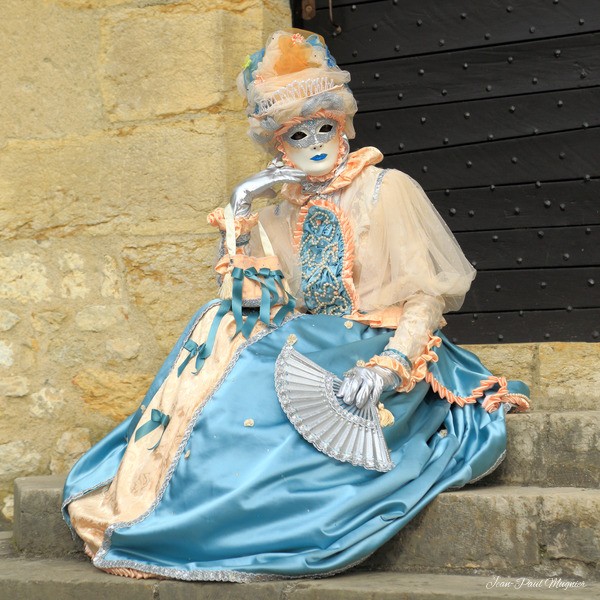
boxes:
[207,208,259,236]
[97,546,375,582]
[366,333,442,393]
[372,168,389,205]
[92,311,304,575]
[380,348,412,371]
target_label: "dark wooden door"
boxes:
[293,0,600,343]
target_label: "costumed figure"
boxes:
[62,30,530,581]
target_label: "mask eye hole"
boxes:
[290,131,307,141]
[319,124,334,133]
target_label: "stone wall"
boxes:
[0,0,290,525]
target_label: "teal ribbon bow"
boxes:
[177,299,232,377]
[231,267,296,339]
[177,339,210,376]
[177,269,296,378]
[134,409,171,450]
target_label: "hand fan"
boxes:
[275,342,394,472]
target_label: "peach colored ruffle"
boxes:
[425,371,530,414]
[367,333,530,414]
[281,146,383,206]
[365,333,442,393]
[207,208,259,237]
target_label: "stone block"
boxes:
[59,0,132,7]
[71,369,153,421]
[369,486,600,580]
[0,442,41,478]
[31,310,68,334]
[0,121,226,240]
[287,573,596,600]
[75,305,128,332]
[106,338,141,360]
[101,255,123,299]
[0,252,52,303]
[0,562,596,600]
[122,235,217,349]
[0,343,14,368]
[0,0,103,142]
[461,342,537,389]
[0,310,20,332]
[101,6,225,122]
[50,429,92,475]
[15,476,600,582]
[13,476,75,557]
[160,579,286,600]
[541,491,600,574]
[0,377,29,398]
[29,387,65,419]
[537,343,600,411]
[1,496,14,523]
[480,411,600,488]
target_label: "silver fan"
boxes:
[274,342,394,472]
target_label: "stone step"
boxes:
[0,532,14,558]
[14,478,600,580]
[13,476,79,559]
[0,555,596,600]
[483,411,600,488]
[367,486,599,581]
[527,395,598,412]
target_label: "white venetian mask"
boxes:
[280,117,341,177]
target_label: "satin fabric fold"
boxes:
[63,307,526,581]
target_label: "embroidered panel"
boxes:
[299,205,354,316]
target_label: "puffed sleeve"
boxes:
[356,168,476,313]
[359,169,476,389]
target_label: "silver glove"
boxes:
[229,159,305,218]
[336,365,401,409]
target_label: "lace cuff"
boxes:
[207,208,259,239]
[366,333,442,393]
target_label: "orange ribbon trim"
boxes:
[425,371,530,413]
[368,334,530,414]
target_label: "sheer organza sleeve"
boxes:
[356,169,476,313]
[359,169,475,390]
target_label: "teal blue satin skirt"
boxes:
[63,301,529,581]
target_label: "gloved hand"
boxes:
[230,159,305,218]
[336,365,401,409]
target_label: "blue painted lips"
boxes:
[310,154,327,162]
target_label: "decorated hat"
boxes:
[237,29,358,152]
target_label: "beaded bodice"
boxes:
[294,198,358,316]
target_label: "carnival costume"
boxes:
[62,30,530,581]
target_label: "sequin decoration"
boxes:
[299,205,354,316]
